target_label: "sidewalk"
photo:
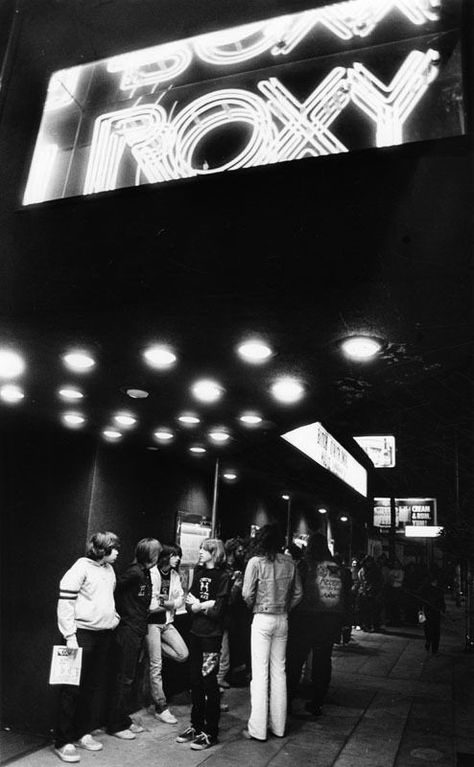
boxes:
[9,600,474,767]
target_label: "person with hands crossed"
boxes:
[54,531,121,763]
[176,539,230,751]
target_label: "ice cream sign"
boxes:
[373,497,437,529]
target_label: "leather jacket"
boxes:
[243,553,303,614]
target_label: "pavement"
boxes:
[8,598,474,767]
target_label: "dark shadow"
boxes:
[383,629,425,640]
[0,730,50,765]
[333,644,379,656]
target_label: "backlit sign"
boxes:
[354,435,396,467]
[405,525,442,537]
[374,497,437,528]
[23,0,463,204]
[282,421,367,497]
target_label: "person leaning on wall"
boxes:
[106,537,162,740]
[146,543,189,725]
[54,531,121,763]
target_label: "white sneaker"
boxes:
[76,734,103,751]
[156,708,178,725]
[54,744,80,762]
[129,722,145,733]
[112,729,136,740]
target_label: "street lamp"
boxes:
[339,515,353,563]
[282,494,291,546]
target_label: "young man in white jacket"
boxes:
[146,544,188,724]
[55,531,120,763]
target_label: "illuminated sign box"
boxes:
[373,497,437,528]
[354,435,395,468]
[405,525,442,538]
[282,421,367,497]
[24,0,464,204]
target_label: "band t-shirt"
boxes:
[148,567,170,625]
[188,566,230,637]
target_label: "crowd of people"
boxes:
[53,527,447,763]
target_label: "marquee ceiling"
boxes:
[0,0,472,514]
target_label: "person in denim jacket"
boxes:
[242,524,302,741]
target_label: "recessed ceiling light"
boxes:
[63,350,96,372]
[178,414,201,425]
[62,413,86,427]
[318,508,328,515]
[126,388,149,399]
[143,345,177,369]
[113,414,137,427]
[281,494,290,500]
[102,429,122,440]
[190,446,206,454]
[59,387,84,401]
[223,471,237,480]
[154,429,174,441]
[209,430,230,443]
[340,515,349,522]
[240,413,263,425]
[237,339,273,363]
[341,336,382,360]
[146,446,159,451]
[0,350,25,379]
[0,384,24,403]
[191,379,223,403]
[271,377,304,404]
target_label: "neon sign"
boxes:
[23,0,462,205]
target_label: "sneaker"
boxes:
[190,732,217,750]
[176,726,197,743]
[54,744,80,763]
[112,729,136,740]
[156,709,178,725]
[129,723,145,734]
[75,734,103,751]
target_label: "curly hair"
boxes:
[305,532,333,564]
[250,524,284,562]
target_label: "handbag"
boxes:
[418,609,426,624]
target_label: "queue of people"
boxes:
[345,554,445,637]
[54,527,447,762]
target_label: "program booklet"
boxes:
[49,645,83,685]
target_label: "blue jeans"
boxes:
[146,622,189,711]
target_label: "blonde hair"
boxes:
[202,538,225,566]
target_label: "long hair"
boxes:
[134,537,162,567]
[158,543,182,569]
[201,538,225,567]
[251,524,284,562]
[305,532,333,564]
[85,531,120,561]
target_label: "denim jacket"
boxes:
[242,554,303,614]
